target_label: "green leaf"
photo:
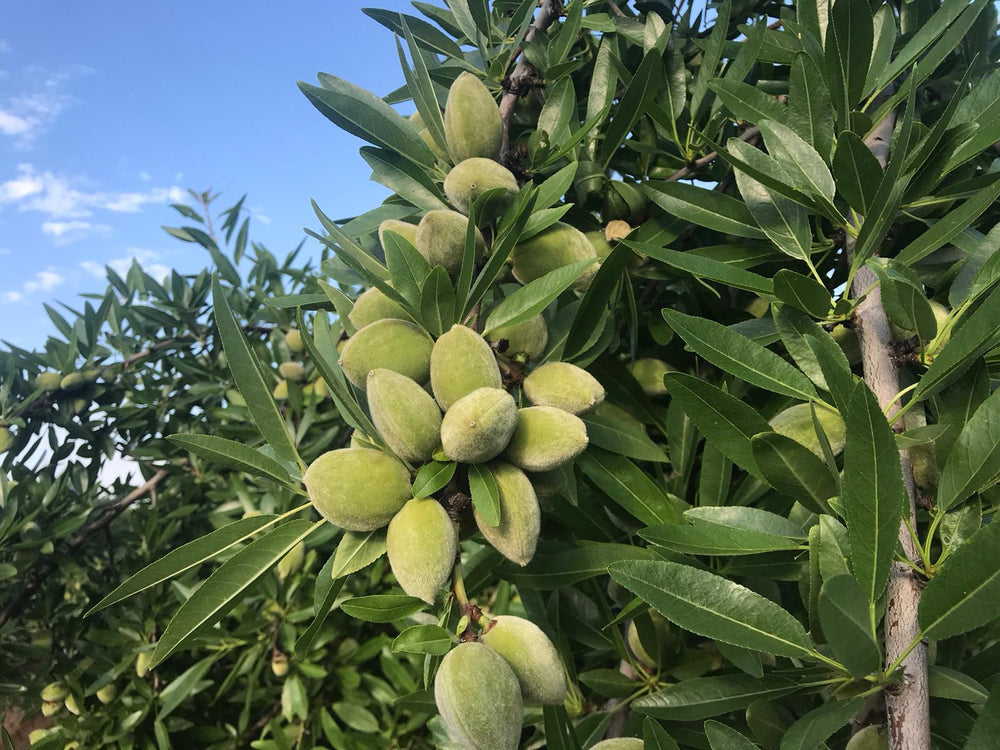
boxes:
[419,266,457,337]
[331,529,387,579]
[732,158,814,264]
[643,182,765,239]
[158,655,217,720]
[482,259,595,335]
[778,696,864,750]
[787,52,834,160]
[168,435,294,488]
[87,515,278,615]
[757,120,835,201]
[664,310,818,402]
[361,146,449,213]
[708,79,786,125]
[868,260,937,340]
[579,668,638,698]
[633,674,800,721]
[299,75,434,166]
[468,463,501,528]
[965,680,1000,749]
[832,131,883,214]
[773,270,831,319]
[641,522,803,556]
[609,560,815,658]
[340,594,426,623]
[928,666,988,703]
[581,411,668,463]
[563,245,632,361]
[914,285,1000,402]
[362,8,464,59]
[392,624,452,655]
[920,521,1000,641]
[824,0,873,121]
[751,433,836,515]
[213,277,300,469]
[295,570,345,655]
[842,383,907,605]
[644,718,681,750]
[631,242,774,296]
[601,49,663,165]
[937,387,1000,512]
[818,575,880,679]
[577,449,681,527]
[685,506,806,538]
[705,721,761,750]
[662,372,772,480]
[412,461,457,499]
[151,520,318,667]
[502,543,652,589]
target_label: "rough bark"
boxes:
[848,113,930,750]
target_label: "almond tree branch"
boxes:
[499,0,564,160]
[847,110,930,750]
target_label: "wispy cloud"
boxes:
[3,266,66,303]
[0,63,91,147]
[0,164,185,224]
[81,247,172,283]
[41,220,112,244]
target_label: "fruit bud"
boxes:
[441,388,518,464]
[378,219,418,250]
[41,682,68,702]
[523,362,605,415]
[96,684,117,704]
[444,72,502,162]
[272,380,289,401]
[386,498,457,603]
[511,222,599,291]
[339,319,434,389]
[481,616,566,704]
[304,448,412,531]
[135,651,152,678]
[64,693,81,716]
[430,325,502,410]
[502,407,588,473]
[0,426,13,453]
[414,209,486,276]
[590,740,644,749]
[277,541,305,580]
[60,372,85,391]
[627,358,674,397]
[486,314,548,361]
[278,361,306,382]
[271,651,289,677]
[768,402,846,458]
[36,372,62,391]
[349,286,410,329]
[41,701,61,717]
[475,462,540,566]
[285,329,304,353]
[434,642,523,750]
[368,369,443,463]
[443,158,519,217]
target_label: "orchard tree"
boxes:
[7,0,1000,748]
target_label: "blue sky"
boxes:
[0,1,420,348]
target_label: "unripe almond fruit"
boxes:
[486,314,548,360]
[481,615,566,704]
[434,642,523,750]
[368,369,442,463]
[0,426,13,453]
[627,358,673,396]
[303,448,411,531]
[386,498,456,603]
[377,219,418,249]
[135,651,151,678]
[36,372,62,391]
[349,286,410,329]
[272,381,289,400]
[444,158,519,216]
[60,372,85,391]
[523,362,605,415]
[271,652,289,678]
[96,684,117,704]
[768,402,846,458]
[430,324,502,410]
[339,319,434,389]
[285,329,304,353]
[590,740,644,749]
[846,725,889,749]
[441,388,518,463]
[476,461,540,565]
[278,361,306,382]
[511,222,599,291]
[414,209,486,275]
[41,683,68,702]
[444,72,502,162]
[502,406,588,472]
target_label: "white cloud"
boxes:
[139,171,152,181]
[251,207,272,225]
[81,247,171,283]
[4,267,66,302]
[0,64,89,147]
[0,110,30,135]
[41,219,111,244]
[0,164,186,223]
[4,291,22,302]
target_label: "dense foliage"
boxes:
[3,0,1000,748]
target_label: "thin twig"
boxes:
[499,0,565,160]
[663,125,760,182]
